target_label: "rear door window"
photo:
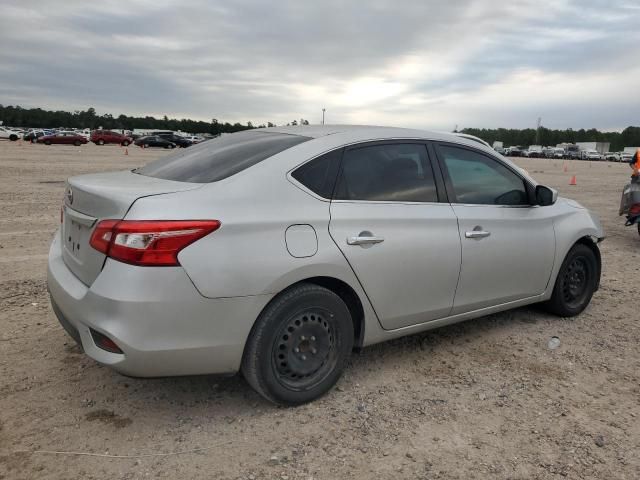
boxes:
[334,143,438,202]
[137,130,311,183]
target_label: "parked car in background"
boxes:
[620,152,633,163]
[91,130,132,146]
[494,146,506,155]
[133,135,176,149]
[157,133,193,148]
[48,125,604,405]
[505,146,522,157]
[184,135,205,144]
[37,131,88,146]
[23,129,55,142]
[582,150,602,161]
[0,126,20,141]
[547,147,565,159]
[568,149,582,160]
[604,152,620,162]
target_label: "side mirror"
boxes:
[535,185,557,206]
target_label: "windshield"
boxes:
[136,130,311,183]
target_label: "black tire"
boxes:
[9,134,18,141]
[637,223,640,238]
[74,140,81,146]
[44,140,51,145]
[543,244,599,317]
[242,283,354,406]
[97,139,105,145]
[122,140,130,147]
[143,143,149,148]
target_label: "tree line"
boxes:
[0,104,267,135]
[460,126,640,151]
[2,104,637,149]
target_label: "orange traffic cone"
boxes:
[124,148,128,155]
[569,175,577,185]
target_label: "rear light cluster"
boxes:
[90,220,220,266]
[630,204,640,215]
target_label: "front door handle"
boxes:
[465,229,491,239]
[347,234,385,246]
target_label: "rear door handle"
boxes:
[465,230,491,239]
[347,235,385,246]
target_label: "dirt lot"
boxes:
[0,140,638,480]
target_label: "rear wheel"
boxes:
[143,143,149,148]
[97,139,104,145]
[9,134,18,141]
[242,283,354,405]
[44,139,51,145]
[74,140,81,146]
[122,140,130,147]
[543,244,599,317]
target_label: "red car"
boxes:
[90,129,132,146]
[37,132,88,146]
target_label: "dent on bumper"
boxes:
[47,234,272,377]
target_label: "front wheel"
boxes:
[74,140,81,146]
[9,134,18,141]
[44,140,51,145]
[242,283,354,406]
[543,243,599,317]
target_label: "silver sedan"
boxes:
[48,126,604,405]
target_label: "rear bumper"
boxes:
[47,232,272,377]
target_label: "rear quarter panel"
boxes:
[125,162,371,302]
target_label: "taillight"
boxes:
[630,204,640,215]
[89,220,220,266]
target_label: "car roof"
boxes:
[265,124,489,146]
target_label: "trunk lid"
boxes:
[61,170,202,285]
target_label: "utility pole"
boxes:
[535,117,542,145]
[322,108,326,125]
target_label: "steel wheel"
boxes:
[272,308,337,391]
[560,256,590,310]
[242,283,354,405]
[544,243,599,317]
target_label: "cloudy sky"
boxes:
[1,0,639,130]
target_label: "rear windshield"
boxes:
[136,130,311,183]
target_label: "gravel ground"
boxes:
[0,141,638,480]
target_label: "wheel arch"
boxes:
[251,276,366,349]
